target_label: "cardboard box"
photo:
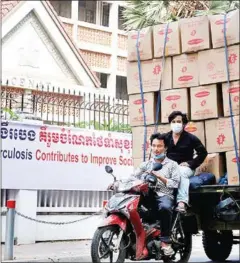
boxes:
[127,27,153,61]
[190,84,222,120]
[209,9,240,49]
[153,21,181,57]
[129,92,157,127]
[205,116,240,153]
[132,124,170,159]
[222,80,240,116]
[195,153,224,182]
[173,53,199,88]
[180,15,210,53]
[226,150,240,185]
[127,58,172,95]
[161,88,189,123]
[198,44,240,85]
[184,121,206,146]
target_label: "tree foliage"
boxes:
[122,0,239,30]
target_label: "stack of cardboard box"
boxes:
[127,10,240,185]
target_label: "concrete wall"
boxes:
[1,190,103,244]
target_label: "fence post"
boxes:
[4,200,16,260]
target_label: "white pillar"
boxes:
[71,0,79,43]
[96,1,102,25]
[15,190,38,244]
[107,2,119,98]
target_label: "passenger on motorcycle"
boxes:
[164,111,208,213]
[130,133,181,256]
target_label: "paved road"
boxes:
[2,235,239,263]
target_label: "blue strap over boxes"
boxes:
[223,14,240,184]
[136,23,169,161]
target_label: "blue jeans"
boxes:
[177,166,195,205]
[156,195,174,243]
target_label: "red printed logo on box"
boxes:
[133,99,147,105]
[215,18,230,25]
[188,39,204,45]
[131,33,145,39]
[234,96,239,102]
[228,54,237,64]
[232,157,240,163]
[217,134,226,145]
[166,95,181,101]
[207,62,215,71]
[191,30,196,36]
[171,103,177,109]
[201,100,207,106]
[228,87,240,93]
[158,28,173,35]
[178,76,193,81]
[182,66,187,73]
[153,65,161,75]
[195,91,210,98]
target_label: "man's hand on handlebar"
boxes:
[146,169,153,175]
[107,183,114,190]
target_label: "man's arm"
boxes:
[109,161,147,190]
[187,135,208,170]
[153,162,180,188]
[130,161,148,179]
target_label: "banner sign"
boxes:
[1,121,134,190]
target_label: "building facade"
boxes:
[50,0,128,100]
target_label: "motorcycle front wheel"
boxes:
[91,225,127,263]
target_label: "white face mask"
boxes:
[171,123,183,134]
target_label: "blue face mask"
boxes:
[153,153,165,160]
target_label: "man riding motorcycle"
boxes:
[109,133,181,256]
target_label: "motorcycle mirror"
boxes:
[105,165,113,174]
[105,165,116,182]
[152,163,163,171]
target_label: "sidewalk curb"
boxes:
[2,254,90,263]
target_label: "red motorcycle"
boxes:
[91,164,192,263]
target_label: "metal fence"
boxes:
[1,189,113,214]
[1,86,131,133]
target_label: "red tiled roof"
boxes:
[1,0,21,18]
[1,0,100,88]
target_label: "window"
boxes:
[96,73,108,89]
[116,76,128,100]
[78,0,97,24]
[50,1,72,19]
[101,2,110,27]
[118,6,125,30]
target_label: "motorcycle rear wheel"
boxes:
[91,225,127,263]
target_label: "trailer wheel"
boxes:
[202,230,233,261]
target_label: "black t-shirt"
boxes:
[165,130,208,170]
